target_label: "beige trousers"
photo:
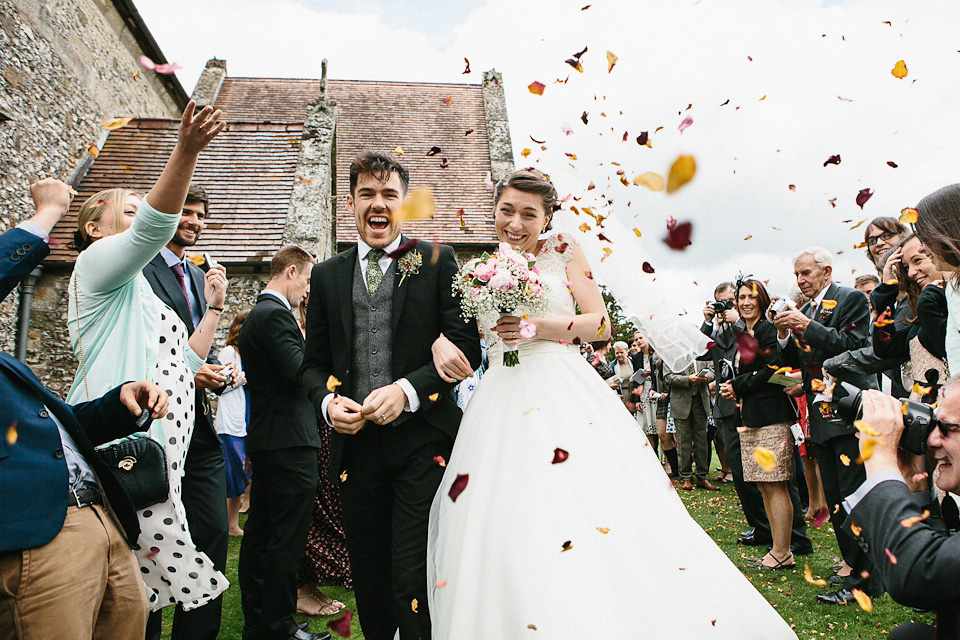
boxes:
[0,504,148,640]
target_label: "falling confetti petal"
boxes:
[666,155,696,193]
[396,188,435,223]
[596,527,610,534]
[901,510,930,527]
[856,188,874,209]
[840,453,851,466]
[823,154,841,167]
[326,375,342,393]
[102,117,134,131]
[327,610,353,637]
[633,172,664,191]
[428,392,440,402]
[528,624,538,630]
[663,221,693,251]
[139,55,182,75]
[850,522,862,536]
[411,599,418,613]
[854,419,880,436]
[561,540,574,552]
[606,50,618,73]
[435,580,447,588]
[642,262,655,274]
[528,81,546,95]
[899,207,918,223]
[395,146,404,156]
[388,239,419,260]
[678,116,693,133]
[87,143,100,158]
[884,548,898,564]
[852,589,873,613]
[433,455,446,467]
[804,563,827,587]
[891,59,908,79]
[855,438,881,463]
[753,447,776,472]
[552,447,570,464]
[340,470,348,483]
[887,161,898,168]
[6,421,17,445]
[462,58,471,74]
[426,146,441,156]
[449,473,469,501]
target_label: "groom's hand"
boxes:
[329,396,366,435]
[361,384,407,426]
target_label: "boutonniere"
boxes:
[818,299,837,324]
[397,250,422,286]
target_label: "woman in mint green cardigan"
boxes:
[67,101,230,612]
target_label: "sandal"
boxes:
[307,585,345,615]
[749,551,795,570]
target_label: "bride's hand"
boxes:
[432,333,473,382]
[492,315,527,347]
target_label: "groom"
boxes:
[301,151,481,640]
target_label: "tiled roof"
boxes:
[215,77,500,247]
[49,119,301,262]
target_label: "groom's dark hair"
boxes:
[349,151,410,195]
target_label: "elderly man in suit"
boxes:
[237,245,329,640]
[775,246,881,605]
[665,361,720,491]
[843,384,960,640]
[0,178,167,639]
[301,151,481,640]
[142,184,231,640]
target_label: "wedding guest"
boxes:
[607,340,635,408]
[632,331,659,451]
[854,274,880,301]
[842,387,960,640]
[721,279,800,570]
[590,339,615,379]
[0,179,168,639]
[863,216,907,274]
[237,245,330,640]
[67,101,228,612]
[912,183,960,374]
[142,182,232,640]
[651,350,679,478]
[215,309,251,537]
[665,360,719,491]
[774,246,881,604]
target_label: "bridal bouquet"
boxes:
[453,243,548,366]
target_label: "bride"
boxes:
[426,168,796,639]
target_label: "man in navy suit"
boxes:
[142,184,231,640]
[0,179,168,639]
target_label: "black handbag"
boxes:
[96,437,169,510]
[72,275,170,511]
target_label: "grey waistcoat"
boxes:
[350,260,396,406]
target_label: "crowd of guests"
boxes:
[1,100,959,640]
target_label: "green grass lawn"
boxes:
[163,479,932,639]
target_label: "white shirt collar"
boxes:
[811,283,832,308]
[160,245,187,269]
[357,235,402,263]
[261,288,292,310]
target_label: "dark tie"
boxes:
[806,302,819,320]
[171,262,189,300]
[365,249,385,296]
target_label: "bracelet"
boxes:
[208,306,224,314]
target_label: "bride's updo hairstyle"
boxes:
[72,188,138,252]
[914,183,960,286]
[494,168,561,232]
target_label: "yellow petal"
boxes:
[803,563,827,587]
[753,446,776,472]
[853,420,880,437]
[840,454,851,466]
[395,146,405,156]
[821,299,838,310]
[87,143,100,158]
[901,509,931,528]
[6,421,18,445]
[666,155,696,194]
[396,187,435,223]
[411,598,418,613]
[102,117,134,131]
[596,527,610,534]
[339,470,348,482]
[521,148,531,158]
[326,375,342,393]
[855,438,882,464]
[578,222,591,232]
[428,392,439,402]
[849,218,867,230]
[900,207,918,224]
[743,234,753,241]
[891,59,908,79]
[852,588,873,613]
[606,50,618,73]
[632,171,664,191]
[632,227,642,237]
[850,521,862,536]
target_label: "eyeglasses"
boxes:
[935,420,960,438]
[866,230,897,247]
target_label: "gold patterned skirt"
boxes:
[740,422,794,482]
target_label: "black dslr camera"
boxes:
[711,299,734,315]
[827,381,936,455]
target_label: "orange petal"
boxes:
[901,509,931,528]
[666,155,696,194]
[899,207,918,224]
[803,563,827,587]
[528,81,546,95]
[753,446,776,472]
[891,59,908,79]
[326,375,342,393]
[102,117,134,131]
[396,187,435,223]
[851,589,873,613]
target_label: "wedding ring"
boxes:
[380,413,387,423]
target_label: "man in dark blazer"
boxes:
[775,247,881,604]
[0,178,167,638]
[843,387,960,640]
[142,184,231,640]
[301,152,481,640]
[238,245,329,640]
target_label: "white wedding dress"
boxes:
[427,235,796,639]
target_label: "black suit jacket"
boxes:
[143,253,220,447]
[301,239,482,478]
[240,292,321,452]
[779,283,875,443]
[701,319,742,420]
[846,480,959,638]
[731,318,798,428]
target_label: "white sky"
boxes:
[137,0,960,316]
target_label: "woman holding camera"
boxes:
[720,279,799,570]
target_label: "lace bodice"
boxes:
[482,234,578,352]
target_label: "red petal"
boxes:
[823,154,841,167]
[448,473,469,502]
[552,448,570,464]
[813,506,830,527]
[327,610,353,637]
[636,131,649,146]
[733,329,759,365]
[856,188,874,209]
[663,221,693,251]
[388,240,419,260]
[642,261,655,274]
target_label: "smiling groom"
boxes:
[301,151,481,640]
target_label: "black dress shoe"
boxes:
[298,622,309,631]
[738,531,773,546]
[817,588,856,605]
[292,628,332,640]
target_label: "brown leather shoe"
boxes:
[680,478,694,491]
[696,479,721,491]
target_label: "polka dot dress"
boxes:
[136,306,228,611]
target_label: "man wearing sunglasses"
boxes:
[842,383,960,640]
